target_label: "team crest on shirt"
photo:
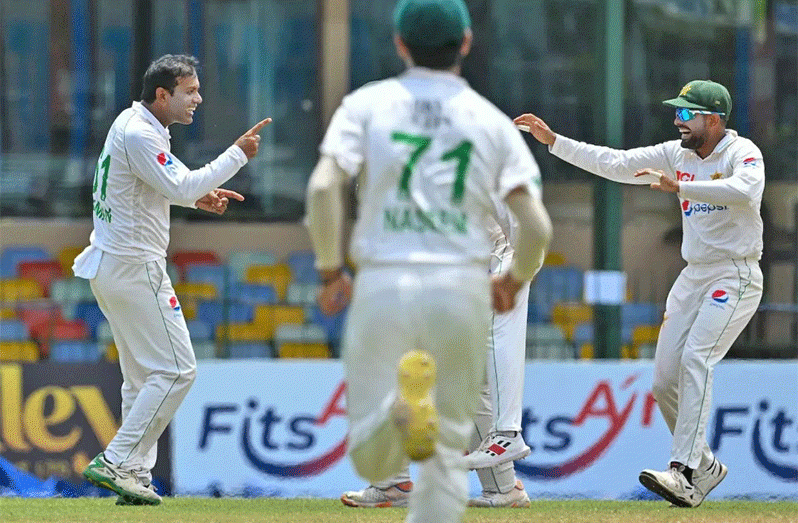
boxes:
[157,152,174,167]
[169,296,181,311]
[742,157,759,168]
[711,172,723,180]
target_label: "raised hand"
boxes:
[513,113,556,146]
[195,188,245,215]
[235,118,272,159]
[634,168,680,193]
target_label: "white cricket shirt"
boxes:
[550,130,764,265]
[73,102,247,277]
[320,67,542,269]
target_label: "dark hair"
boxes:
[140,54,199,103]
[406,42,462,70]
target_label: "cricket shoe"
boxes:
[468,479,531,508]
[464,431,531,470]
[83,453,162,505]
[690,458,728,506]
[340,481,412,508]
[639,465,700,508]
[392,350,438,461]
[116,483,159,506]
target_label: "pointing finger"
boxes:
[245,118,272,137]
[215,189,245,201]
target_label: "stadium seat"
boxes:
[228,342,272,359]
[0,341,39,362]
[0,246,51,278]
[530,266,584,321]
[253,305,305,339]
[57,246,85,276]
[175,281,218,320]
[286,283,318,308]
[278,342,330,359]
[96,321,114,344]
[309,305,347,356]
[0,319,28,341]
[245,264,292,301]
[543,251,567,266]
[73,302,106,340]
[216,321,269,343]
[228,251,276,283]
[51,278,95,304]
[185,264,228,296]
[196,301,254,334]
[171,251,221,280]
[622,303,661,330]
[275,323,329,358]
[285,251,319,284]
[525,324,573,359]
[0,278,43,303]
[17,260,63,297]
[226,282,278,306]
[632,325,660,353]
[638,343,657,359]
[50,340,103,363]
[18,304,63,336]
[551,302,593,342]
[0,307,16,320]
[32,318,89,358]
[192,340,217,359]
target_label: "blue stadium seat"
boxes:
[228,342,272,359]
[1,246,51,278]
[530,266,584,321]
[186,319,212,341]
[621,303,661,329]
[572,321,594,348]
[228,251,276,283]
[196,301,254,333]
[0,319,28,341]
[226,282,278,306]
[310,305,347,356]
[286,251,319,284]
[50,340,103,363]
[185,265,228,295]
[73,302,106,340]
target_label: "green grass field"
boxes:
[2,498,797,523]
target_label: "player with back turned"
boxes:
[515,80,764,508]
[305,0,552,521]
[73,54,271,505]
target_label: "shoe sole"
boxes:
[83,469,161,506]
[340,495,407,508]
[468,499,531,508]
[700,464,728,499]
[395,350,438,461]
[466,445,532,470]
[638,471,694,508]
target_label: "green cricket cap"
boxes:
[394,0,471,47]
[662,80,732,120]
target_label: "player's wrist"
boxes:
[319,267,344,285]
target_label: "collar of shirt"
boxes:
[402,66,468,88]
[688,129,738,160]
[131,101,171,141]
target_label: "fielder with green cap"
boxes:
[306,0,552,521]
[515,80,764,508]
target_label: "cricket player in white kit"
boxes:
[340,216,535,509]
[73,54,271,505]
[306,1,552,521]
[515,80,764,508]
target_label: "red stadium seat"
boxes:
[18,260,64,297]
[171,251,222,280]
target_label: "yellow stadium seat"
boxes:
[58,246,84,276]
[105,343,118,362]
[543,251,566,266]
[581,343,633,360]
[0,307,16,319]
[580,343,594,360]
[0,278,43,303]
[174,282,217,321]
[632,325,660,353]
[253,305,305,339]
[278,342,330,359]
[551,302,593,341]
[216,322,268,342]
[245,264,292,301]
[0,341,39,362]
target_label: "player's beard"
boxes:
[680,132,705,151]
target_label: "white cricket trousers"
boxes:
[653,258,762,469]
[344,265,490,523]
[90,253,197,480]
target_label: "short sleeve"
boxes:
[319,92,367,178]
[497,123,542,202]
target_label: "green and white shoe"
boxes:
[116,483,158,506]
[83,453,162,505]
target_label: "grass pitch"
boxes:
[2,498,797,523]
